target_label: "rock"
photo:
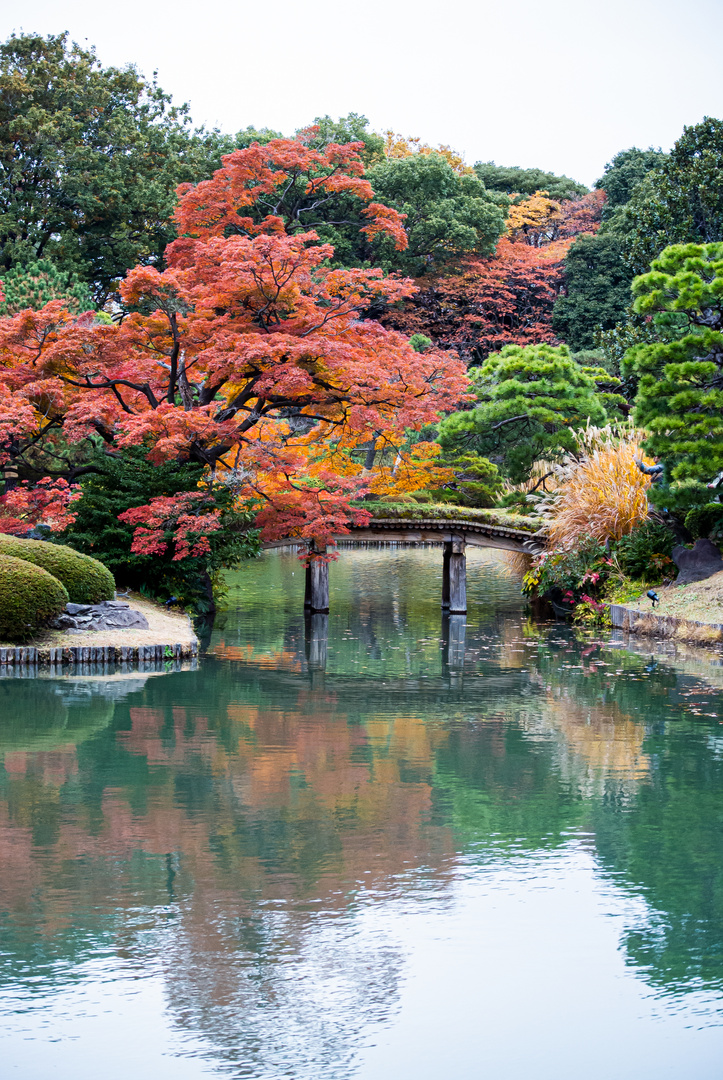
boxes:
[94,609,149,630]
[672,538,723,585]
[51,602,150,632]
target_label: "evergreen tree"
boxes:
[438,343,609,483]
[0,32,222,303]
[625,242,723,512]
[552,233,631,350]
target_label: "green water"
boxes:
[1,547,723,1078]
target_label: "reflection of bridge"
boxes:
[265,514,536,615]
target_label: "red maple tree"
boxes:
[0,140,468,550]
[382,190,605,364]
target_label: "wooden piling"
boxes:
[442,537,466,613]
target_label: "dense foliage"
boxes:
[0,33,226,303]
[0,259,93,316]
[626,242,723,512]
[59,448,259,614]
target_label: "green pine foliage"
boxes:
[0,553,69,642]
[625,242,723,512]
[0,259,93,315]
[431,452,502,508]
[437,343,610,483]
[0,533,114,603]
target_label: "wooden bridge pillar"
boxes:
[442,538,466,613]
[442,612,466,671]
[304,544,330,613]
[305,612,328,672]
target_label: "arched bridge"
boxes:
[264,512,540,615]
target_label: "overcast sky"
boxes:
[4,0,723,186]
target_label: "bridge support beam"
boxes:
[442,538,466,613]
[304,545,330,613]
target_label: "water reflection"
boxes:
[1,548,723,1078]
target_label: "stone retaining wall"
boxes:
[609,604,723,645]
[0,642,198,667]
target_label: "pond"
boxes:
[1,547,723,1079]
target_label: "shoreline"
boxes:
[0,594,199,667]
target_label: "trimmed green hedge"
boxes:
[0,553,69,643]
[0,534,115,603]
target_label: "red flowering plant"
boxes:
[523,537,612,618]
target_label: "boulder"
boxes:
[51,601,149,632]
[672,538,723,585]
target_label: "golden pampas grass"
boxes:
[543,431,654,549]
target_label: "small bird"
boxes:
[164,596,180,608]
[647,590,660,608]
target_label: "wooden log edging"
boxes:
[609,604,723,646]
[0,642,198,667]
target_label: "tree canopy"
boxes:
[363,153,506,276]
[0,139,468,547]
[473,163,587,202]
[613,118,723,275]
[0,32,224,303]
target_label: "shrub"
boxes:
[0,553,69,642]
[684,503,723,543]
[613,519,675,580]
[523,537,610,612]
[60,447,257,615]
[0,533,114,603]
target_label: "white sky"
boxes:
[3,0,723,186]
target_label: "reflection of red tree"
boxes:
[0,695,455,929]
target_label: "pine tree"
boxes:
[625,242,723,511]
[438,343,609,483]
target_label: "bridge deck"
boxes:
[264,515,538,553]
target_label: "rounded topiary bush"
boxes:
[0,533,115,604]
[0,553,69,643]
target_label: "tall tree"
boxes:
[0,32,220,303]
[625,241,723,512]
[614,117,723,275]
[552,233,632,351]
[362,153,507,276]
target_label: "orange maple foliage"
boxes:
[382,131,474,176]
[0,140,469,550]
[0,477,80,535]
[175,137,408,250]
